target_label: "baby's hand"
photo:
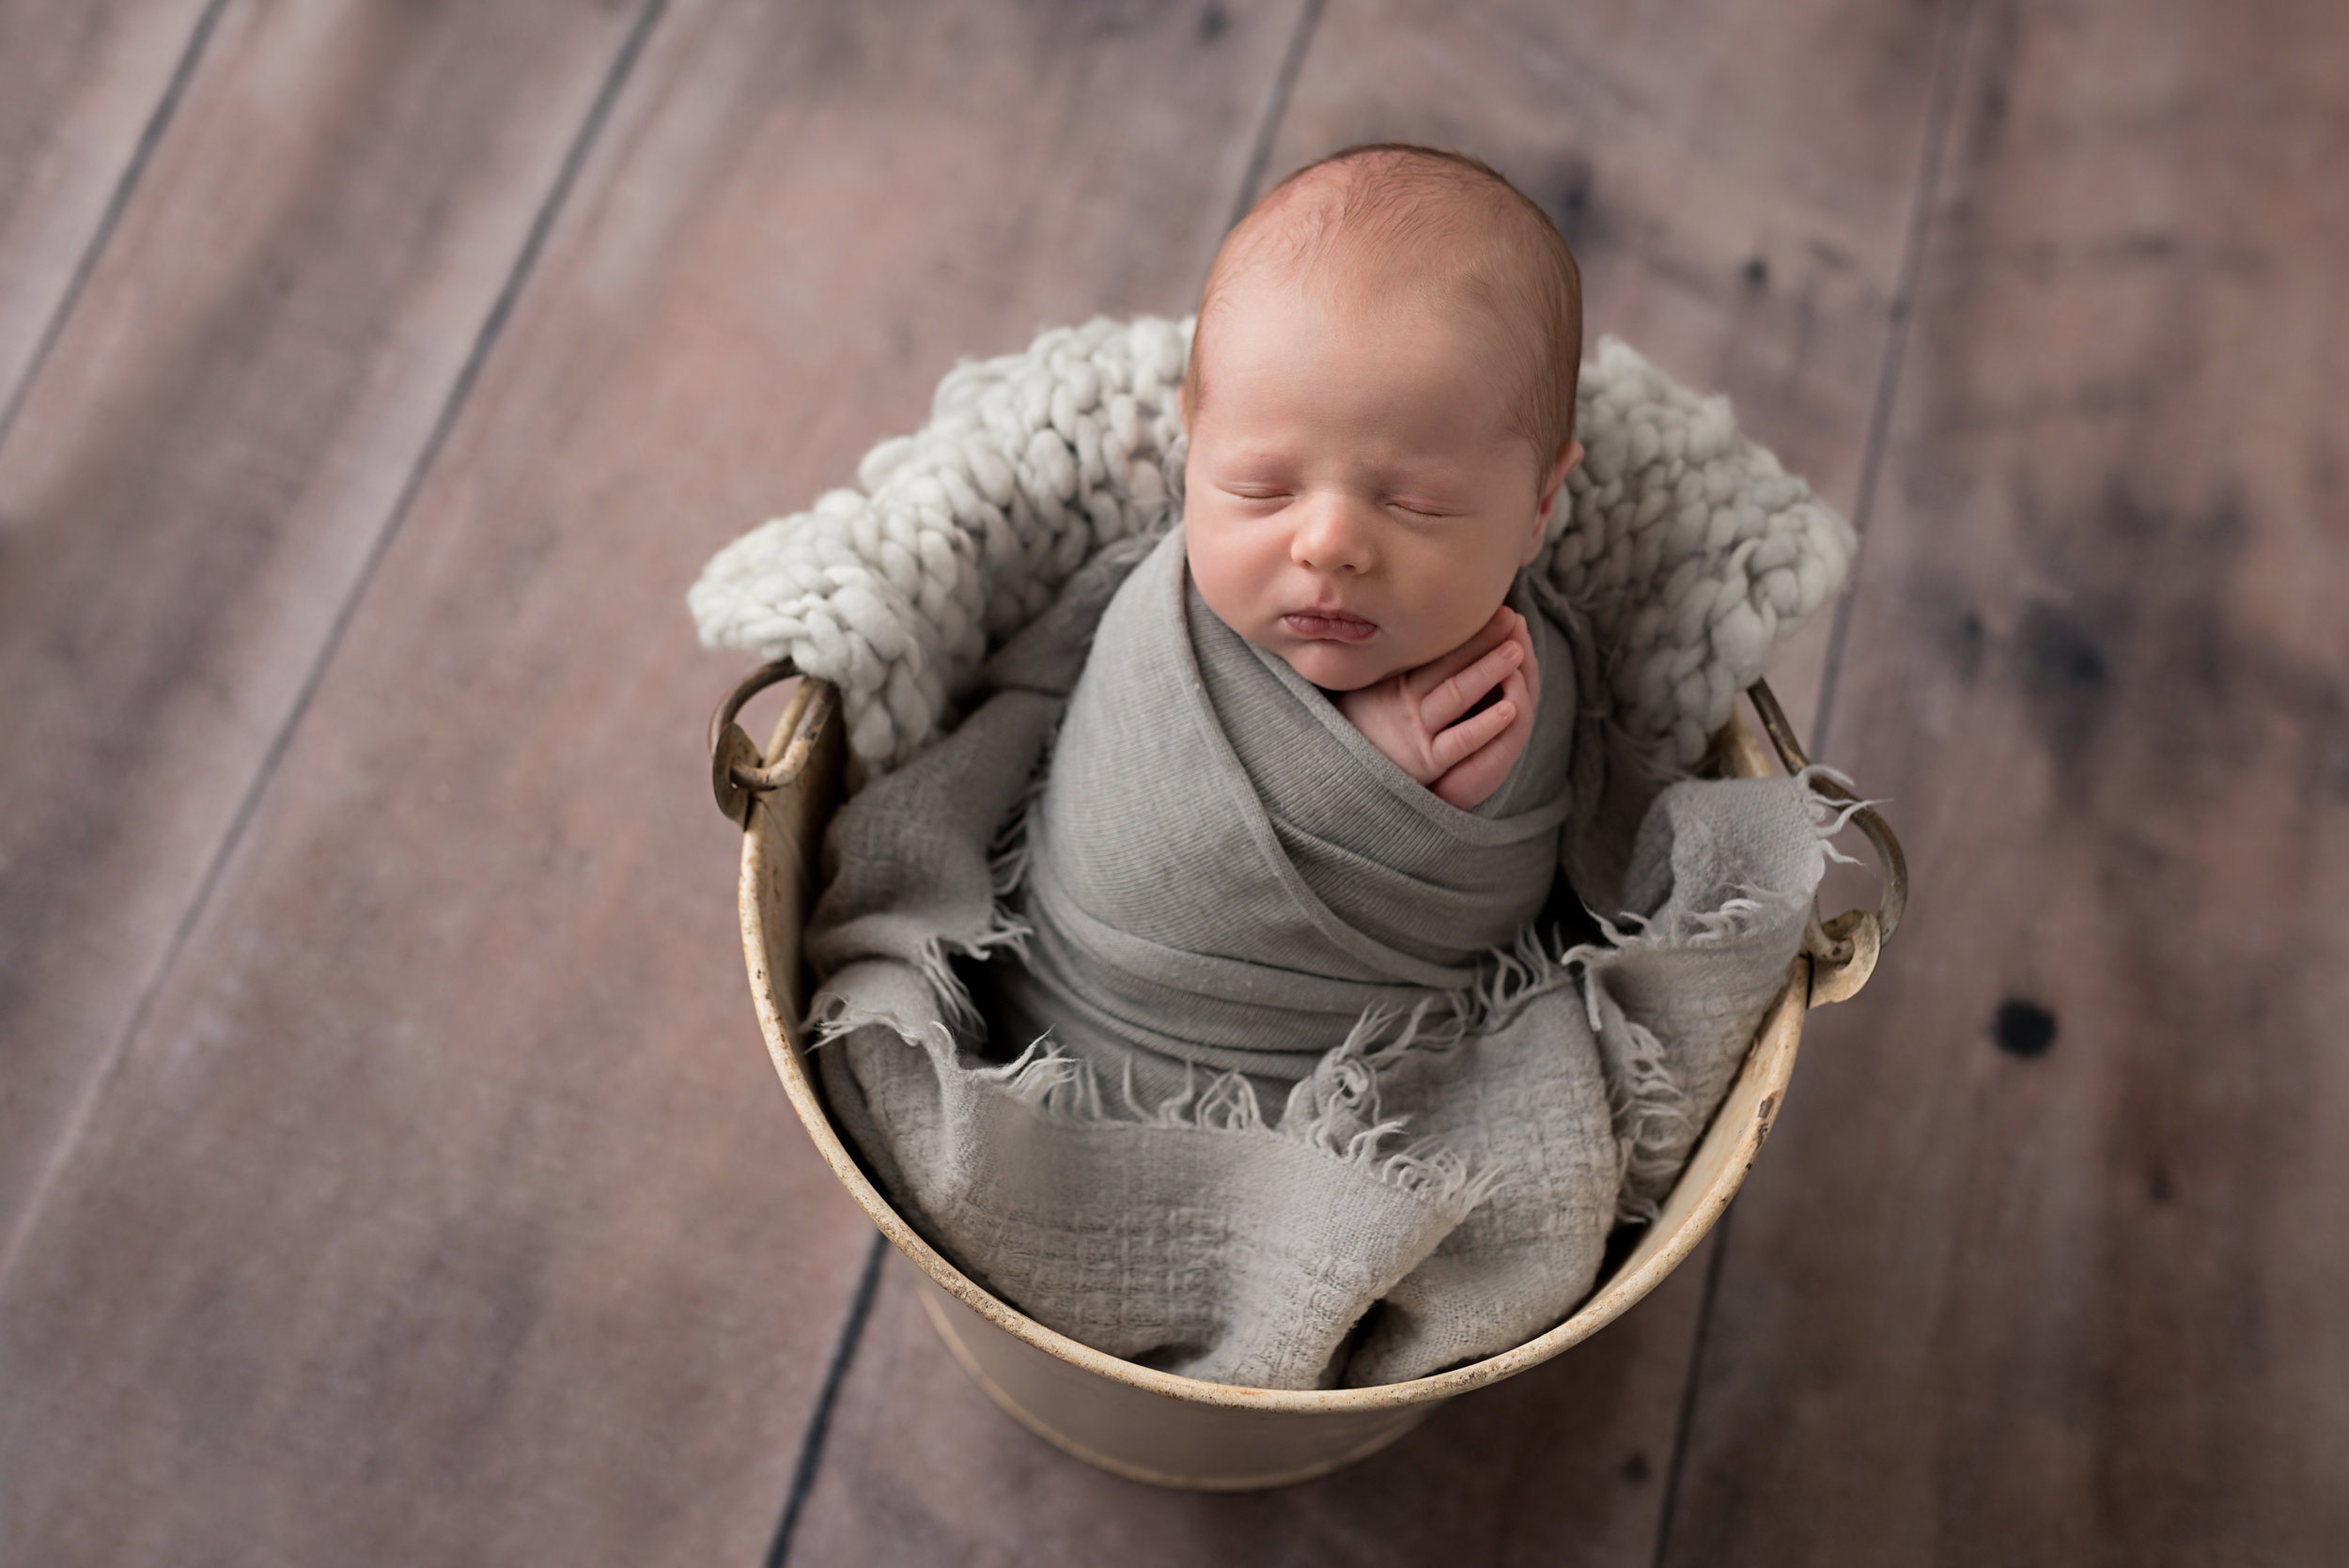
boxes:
[1337,607,1540,810]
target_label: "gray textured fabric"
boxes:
[810,528,1830,1389]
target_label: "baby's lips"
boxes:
[1282,609,1378,643]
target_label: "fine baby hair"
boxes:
[1186,143,1584,482]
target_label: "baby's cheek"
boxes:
[1184,533,1250,626]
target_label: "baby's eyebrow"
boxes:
[1377,462,1478,496]
[1206,448,1299,478]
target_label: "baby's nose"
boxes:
[1289,493,1377,573]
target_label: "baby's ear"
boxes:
[1525,440,1584,561]
[1547,439,1585,498]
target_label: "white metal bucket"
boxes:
[714,668,1899,1490]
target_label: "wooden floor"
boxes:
[3,1,2343,1562]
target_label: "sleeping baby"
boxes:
[985,145,1595,1125]
[798,147,1834,1390]
[1184,144,1582,813]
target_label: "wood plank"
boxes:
[786,1,1952,1560]
[1666,0,2349,1560]
[789,1244,1715,1567]
[0,0,1324,1562]
[0,0,213,414]
[0,0,644,1240]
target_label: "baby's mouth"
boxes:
[1283,609,1377,643]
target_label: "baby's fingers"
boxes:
[1427,687,1518,773]
[1431,666,1535,808]
[1419,632,1525,733]
[1505,610,1540,711]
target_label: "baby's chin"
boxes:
[1265,637,1403,693]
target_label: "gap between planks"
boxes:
[1649,0,1981,1561]
[1808,0,1981,766]
[0,0,230,456]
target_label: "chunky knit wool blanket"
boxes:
[690,317,1855,782]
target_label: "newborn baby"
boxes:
[1180,144,1584,815]
[982,146,1596,1111]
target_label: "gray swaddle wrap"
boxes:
[810,528,1834,1389]
[989,532,1578,1090]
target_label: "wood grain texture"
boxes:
[0,0,647,1244]
[0,0,1317,1562]
[0,0,213,414]
[1666,0,2349,1560]
[789,1246,1715,1567]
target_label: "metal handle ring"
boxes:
[708,660,836,827]
[1745,679,1908,1006]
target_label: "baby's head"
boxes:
[1180,145,1584,691]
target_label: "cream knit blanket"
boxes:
[690,318,1854,781]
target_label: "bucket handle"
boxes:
[702,663,1906,1004]
[1745,679,1906,1007]
[707,659,832,828]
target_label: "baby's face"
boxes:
[1182,274,1571,691]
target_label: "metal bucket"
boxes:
[710,667,1903,1490]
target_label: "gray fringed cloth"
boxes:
[809,529,1836,1389]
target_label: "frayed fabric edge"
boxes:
[985,724,1058,901]
[1575,971,1688,1226]
[986,1003,1496,1218]
[817,769,1870,1233]
[1562,768,1866,1221]
[805,994,953,1054]
[1465,921,1585,1031]
[809,978,1492,1220]
[1793,763,1882,871]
